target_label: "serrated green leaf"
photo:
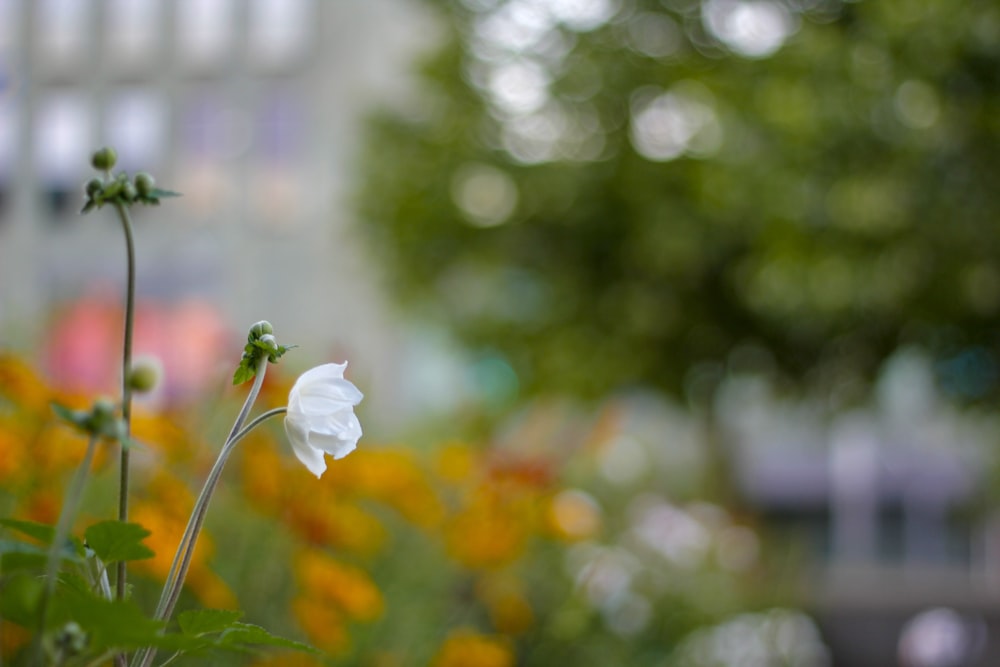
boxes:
[84,521,154,563]
[218,623,320,654]
[179,609,244,636]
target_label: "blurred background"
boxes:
[2,0,1000,665]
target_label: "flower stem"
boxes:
[135,356,278,667]
[32,435,99,662]
[113,201,137,607]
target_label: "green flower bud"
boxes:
[248,320,274,342]
[134,172,155,197]
[85,178,103,199]
[259,333,279,353]
[128,357,162,393]
[90,147,117,172]
[121,180,138,203]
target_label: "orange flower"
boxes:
[291,597,349,654]
[0,427,25,482]
[0,353,52,413]
[0,620,31,659]
[287,499,386,555]
[130,498,236,609]
[329,448,443,527]
[247,652,329,667]
[477,576,534,635]
[294,550,383,622]
[544,489,602,542]
[431,630,514,667]
[435,442,477,483]
[445,497,529,569]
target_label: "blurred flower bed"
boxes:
[0,352,828,666]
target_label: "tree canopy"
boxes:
[355,0,1000,402]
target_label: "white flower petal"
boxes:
[283,361,363,477]
[284,416,328,478]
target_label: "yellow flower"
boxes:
[431,630,514,667]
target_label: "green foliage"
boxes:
[0,516,318,664]
[84,521,155,564]
[355,0,1000,401]
[233,338,296,385]
[178,609,245,636]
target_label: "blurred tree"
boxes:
[355,0,1000,402]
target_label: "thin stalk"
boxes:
[32,435,99,662]
[134,357,278,667]
[112,201,137,605]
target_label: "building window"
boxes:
[0,0,21,53]
[35,92,91,218]
[107,0,161,68]
[105,88,167,172]
[38,0,90,70]
[177,0,234,71]
[249,0,313,70]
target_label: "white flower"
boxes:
[284,362,363,478]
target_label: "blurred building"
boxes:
[0,0,436,424]
[721,351,1000,667]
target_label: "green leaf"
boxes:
[56,591,179,650]
[148,187,181,198]
[52,401,87,429]
[0,573,43,625]
[80,200,96,214]
[0,518,56,544]
[0,538,47,555]
[218,623,320,655]
[232,355,257,385]
[84,521,155,563]
[1,551,48,571]
[0,522,83,567]
[179,609,244,636]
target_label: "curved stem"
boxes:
[113,201,137,606]
[33,435,99,662]
[135,356,274,667]
[230,407,287,444]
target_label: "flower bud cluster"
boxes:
[80,147,179,214]
[233,320,297,384]
[52,397,128,442]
